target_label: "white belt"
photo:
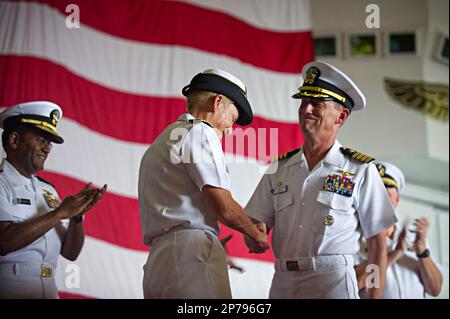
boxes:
[150,226,217,247]
[0,263,55,278]
[275,255,354,271]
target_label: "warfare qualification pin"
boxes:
[324,215,334,226]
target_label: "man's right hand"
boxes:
[55,183,106,220]
[244,222,269,254]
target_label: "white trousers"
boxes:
[143,229,232,299]
[0,264,58,299]
[269,265,359,299]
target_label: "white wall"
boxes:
[424,0,449,165]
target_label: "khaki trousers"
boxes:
[143,229,232,299]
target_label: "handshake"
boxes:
[244,221,270,254]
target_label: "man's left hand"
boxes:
[413,217,429,253]
[71,183,107,222]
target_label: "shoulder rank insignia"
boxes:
[36,176,56,189]
[340,147,375,164]
[188,119,213,128]
[273,147,302,162]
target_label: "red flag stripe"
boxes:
[58,292,94,299]
[39,171,275,263]
[1,0,314,298]
[23,0,313,73]
[0,55,303,160]
[37,171,148,252]
[0,1,306,122]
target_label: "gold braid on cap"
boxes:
[298,86,346,103]
[20,118,57,133]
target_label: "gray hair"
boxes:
[187,90,234,112]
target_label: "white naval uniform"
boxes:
[358,237,430,299]
[245,140,398,299]
[0,159,67,299]
[138,113,232,299]
[384,251,428,298]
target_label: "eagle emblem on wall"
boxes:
[384,78,449,122]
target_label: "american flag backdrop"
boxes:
[0,0,314,298]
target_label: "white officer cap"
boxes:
[292,61,366,111]
[182,68,253,126]
[0,101,64,144]
[375,161,405,193]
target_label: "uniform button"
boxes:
[298,225,303,230]
[301,202,306,207]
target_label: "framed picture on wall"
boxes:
[345,31,380,58]
[313,32,341,59]
[384,29,419,57]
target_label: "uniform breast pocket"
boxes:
[12,187,38,221]
[11,203,38,221]
[312,191,355,235]
[274,192,294,238]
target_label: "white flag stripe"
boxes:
[56,236,274,299]
[56,236,147,299]
[44,118,267,205]
[0,1,301,123]
[175,0,312,31]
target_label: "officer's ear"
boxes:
[212,94,226,112]
[336,107,350,126]
[8,131,21,151]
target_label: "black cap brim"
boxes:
[182,73,253,126]
[3,121,64,144]
[24,124,64,144]
[41,130,64,144]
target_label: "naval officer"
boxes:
[139,69,269,299]
[244,61,398,299]
[0,101,106,298]
[355,162,442,298]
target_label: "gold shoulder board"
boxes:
[273,147,302,162]
[340,147,375,164]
